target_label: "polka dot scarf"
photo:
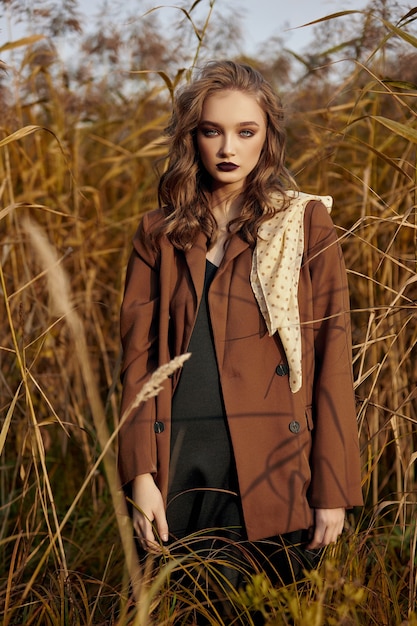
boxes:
[250,191,333,393]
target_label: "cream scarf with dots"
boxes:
[250,190,333,393]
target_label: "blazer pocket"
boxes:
[305,405,314,431]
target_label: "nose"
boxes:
[218,133,236,157]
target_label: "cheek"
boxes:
[197,136,206,154]
[198,146,208,167]
[253,136,267,161]
[197,140,214,166]
[249,141,264,163]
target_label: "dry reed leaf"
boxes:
[0,125,46,149]
[21,217,72,318]
[20,216,192,603]
[0,34,45,53]
[0,202,77,223]
[0,383,22,457]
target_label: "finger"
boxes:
[133,512,159,551]
[154,507,169,544]
[308,513,326,549]
[306,527,325,550]
[137,531,160,552]
[136,507,168,547]
[307,522,343,549]
[307,519,330,550]
[325,516,345,544]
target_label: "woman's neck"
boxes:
[209,189,243,228]
[205,191,243,266]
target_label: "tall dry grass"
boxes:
[0,1,416,624]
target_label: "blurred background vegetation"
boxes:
[0,0,416,623]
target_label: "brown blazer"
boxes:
[119,200,363,541]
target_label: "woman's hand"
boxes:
[307,508,345,550]
[131,473,169,551]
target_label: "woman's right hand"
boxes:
[132,473,169,551]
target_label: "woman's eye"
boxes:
[202,128,219,137]
[240,129,254,137]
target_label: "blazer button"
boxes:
[275,363,289,376]
[289,420,301,434]
[154,421,165,434]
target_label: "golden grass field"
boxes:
[0,1,416,623]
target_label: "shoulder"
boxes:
[303,198,333,225]
[136,207,166,235]
[303,198,338,250]
[133,207,168,247]
[129,208,168,265]
[283,191,333,232]
[269,190,334,230]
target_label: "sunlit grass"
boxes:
[1,1,416,623]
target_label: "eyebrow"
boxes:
[199,120,261,127]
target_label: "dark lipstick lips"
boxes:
[216,162,239,171]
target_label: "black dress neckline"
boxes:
[206,258,219,269]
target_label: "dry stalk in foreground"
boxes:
[21,217,190,603]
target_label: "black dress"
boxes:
[167,260,243,541]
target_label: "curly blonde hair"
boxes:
[155,60,296,250]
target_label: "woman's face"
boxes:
[196,89,267,194]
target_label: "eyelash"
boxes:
[201,129,255,138]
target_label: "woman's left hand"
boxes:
[307,508,345,550]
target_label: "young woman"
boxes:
[118,60,363,587]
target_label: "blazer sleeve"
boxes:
[118,212,161,486]
[304,201,363,509]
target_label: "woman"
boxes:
[118,60,363,586]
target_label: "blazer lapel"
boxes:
[209,233,251,370]
[219,232,250,271]
[184,231,208,304]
